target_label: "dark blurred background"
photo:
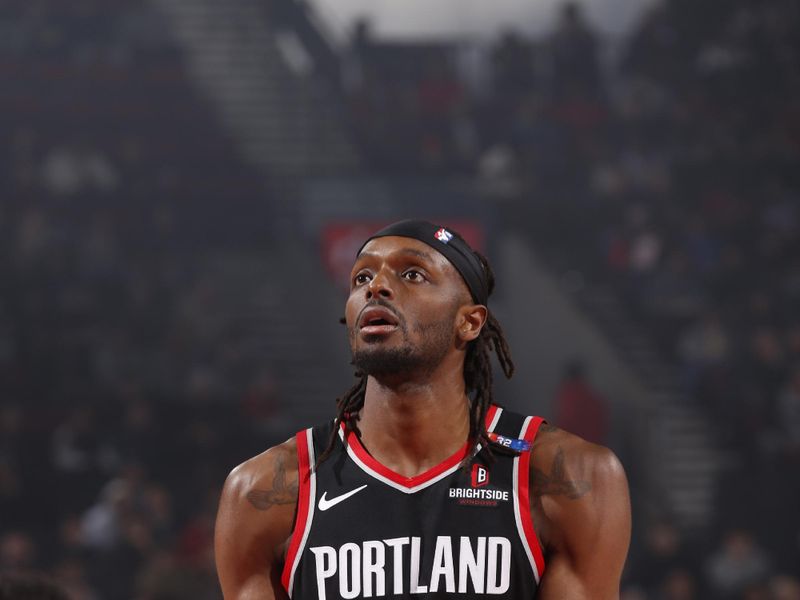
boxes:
[1,0,799,598]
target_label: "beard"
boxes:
[351,312,455,379]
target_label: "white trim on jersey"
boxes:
[338,407,505,495]
[512,416,541,583]
[487,405,503,434]
[287,428,317,597]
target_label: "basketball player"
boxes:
[216,220,631,599]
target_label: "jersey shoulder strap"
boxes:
[281,426,316,596]
[490,406,547,451]
[493,407,547,581]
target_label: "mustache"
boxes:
[340,298,404,327]
[358,298,402,325]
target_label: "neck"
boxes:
[356,356,472,478]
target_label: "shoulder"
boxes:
[530,423,630,555]
[215,437,301,597]
[531,424,627,496]
[222,437,299,510]
[216,437,300,559]
[525,425,631,596]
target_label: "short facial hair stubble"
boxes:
[351,303,457,378]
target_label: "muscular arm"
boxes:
[215,439,299,600]
[532,427,631,599]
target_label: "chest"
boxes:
[314,459,520,593]
[282,414,546,599]
[313,450,517,534]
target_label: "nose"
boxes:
[366,268,394,300]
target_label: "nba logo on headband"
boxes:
[434,227,454,243]
[358,219,489,305]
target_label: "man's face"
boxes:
[345,236,471,378]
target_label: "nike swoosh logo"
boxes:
[318,484,368,511]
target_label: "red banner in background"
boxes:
[322,220,485,291]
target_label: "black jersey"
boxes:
[281,405,546,599]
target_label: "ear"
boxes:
[456,304,487,344]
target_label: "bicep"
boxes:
[215,486,285,599]
[215,457,296,600]
[537,450,631,600]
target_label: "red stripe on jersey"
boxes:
[342,404,500,490]
[517,416,546,579]
[485,404,499,431]
[281,429,313,594]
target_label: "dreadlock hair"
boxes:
[315,251,515,469]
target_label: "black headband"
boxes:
[356,219,490,305]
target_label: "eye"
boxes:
[402,269,426,282]
[353,272,372,286]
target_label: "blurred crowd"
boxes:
[613,8,800,598]
[2,1,282,598]
[1,0,799,598]
[1,401,242,600]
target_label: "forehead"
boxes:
[355,236,453,272]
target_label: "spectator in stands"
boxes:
[776,364,800,451]
[770,575,800,600]
[620,586,647,600]
[762,364,800,570]
[92,514,154,599]
[116,397,161,469]
[677,312,730,366]
[52,405,118,513]
[658,568,698,600]
[548,1,601,98]
[40,141,118,197]
[748,327,787,407]
[491,30,537,100]
[0,532,37,572]
[0,573,69,600]
[79,464,144,551]
[51,558,97,600]
[629,519,703,597]
[705,530,771,598]
[0,406,25,527]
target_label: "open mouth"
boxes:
[358,306,400,335]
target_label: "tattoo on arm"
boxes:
[246,451,298,511]
[532,447,591,500]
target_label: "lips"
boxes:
[358,306,400,336]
